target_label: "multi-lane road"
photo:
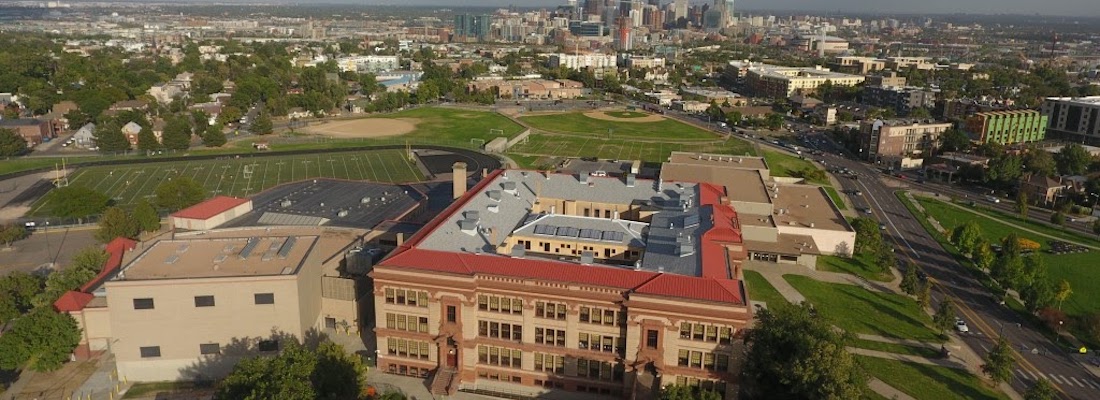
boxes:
[798,135,1100,399]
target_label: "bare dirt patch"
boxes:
[583,111,665,123]
[304,118,419,138]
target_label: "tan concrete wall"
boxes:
[740,225,778,243]
[108,275,304,382]
[82,307,113,351]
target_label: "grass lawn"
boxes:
[785,275,939,341]
[824,186,848,210]
[846,338,943,358]
[817,254,894,282]
[915,196,1100,317]
[762,149,828,185]
[507,132,755,163]
[744,270,788,307]
[605,111,649,118]
[856,356,1007,400]
[519,112,718,140]
[379,107,526,142]
[30,149,423,216]
[122,381,213,398]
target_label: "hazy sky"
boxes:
[356,0,1099,17]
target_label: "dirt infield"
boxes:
[304,118,419,138]
[583,111,665,123]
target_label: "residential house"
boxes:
[148,84,185,105]
[121,122,143,146]
[287,108,312,119]
[1018,174,1067,205]
[0,118,56,146]
[108,100,149,113]
[73,123,96,147]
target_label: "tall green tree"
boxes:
[154,177,207,211]
[0,307,81,372]
[96,206,139,243]
[0,127,29,156]
[252,110,273,135]
[1024,378,1057,400]
[202,123,227,147]
[950,221,984,258]
[933,297,956,335]
[851,217,883,256]
[0,224,29,246]
[1017,192,1029,219]
[0,272,44,324]
[161,115,193,150]
[47,186,110,220]
[660,384,722,400]
[217,341,364,400]
[92,121,130,152]
[975,241,995,272]
[37,246,108,307]
[133,199,161,233]
[136,124,160,152]
[916,280,932,309]
[1055,143,1091,176]
[742,303,867,399]
[900,263,921,296]
[1050,211,1065,227]
[982,336,1015,385]
[1023,149,1056,177]
[1055,280,1072,310]
[939,129,972,153]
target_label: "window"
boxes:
[534,353,565,374]
[199,343,220,355]
[678,350,729,371]
[385,313,428,333]
[477,320,522,341]
[386,337,430,360]
[446,306,457,323]
[478,294,523,314]
[258,340,279,352]
[535,328,566,347]
[254,293,275,305]
[578,333,622,354]
[579,306,620,326]
[680,322,735,344]
[646,330,659,349]
[194,295,215,307]
[384,287,429,307]
[478,345,521,368]
[572,358,623,382]
[139,346,161,358]
[133,298,154,310]
[535,301,567,320]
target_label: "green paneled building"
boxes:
[964,110,1048,145]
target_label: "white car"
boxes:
[986,196,1000,203]
[955,319,970,333]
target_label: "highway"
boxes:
[802,133,1099,399]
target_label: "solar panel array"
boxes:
[531,224,626,243]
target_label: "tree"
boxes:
[1017,192,1029,219]
[1055,143,1092,176]
[0,272,44,324]
[0,127,29,156]
[1054,279,1072,310]
[1025,378,1057,400]
[252,110,273,135]
[0,224,29,246]
[951,221,984,258]
[900,263,921,296]
[133,199,161,233]
[1023,149,1056,177]
[933,297,957,335]
[155,177,207,212]
[202,123,227,147]
[37,246,108,306]
[851,217,883,256]
[742,303,867,400]
[660,384,722,400]
[0,307,81,372]
[92,121,130,152]
[986,154,1023,186]
[939,129,971,153]
[136,125,160,152]
[47,186,110,220]
[916,280,932,309]
[975,241,995,272]
[982,336,1015,385]
[217,341,364,399]
[161,115,193,150]
[1050,211,1065,227]
[96,206,139,243]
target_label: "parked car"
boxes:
[955,319,970,333]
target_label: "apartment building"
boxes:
[467,79,586,100]
[372,155,854,399]
[862,86,938,116]
[56,226,367,382]
[744,64,865,98]
[858,119,953,163]
[336,55,401,73]
[1041,96,1100,144]
[964,110,1048,145]
[549,53,617,71]
[829,56,886,75]
[865,71,907,88]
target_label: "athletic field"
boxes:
[508,133,755,164]
[30,149,422,215]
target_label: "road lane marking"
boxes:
[1085,380,1098,389]
[1070,377,1085,387]
[859,180,918,257]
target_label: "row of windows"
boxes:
[576,359,624,382]
[534,327,566,347]
[384,313,429,333]
[477,371,523,384]
[679,322,735,344]
[533,353,566,374]
[477,345,522,368]
[133,293,274,310]
[675,376,729,397]
[478,320,523,341]
[579,306,622,326]
[534,301,568,320]
[677,349,731,372]
[384,288,429,307]
[477,294,523,314]
[578,333,624,354]
[386,337,432,360]
[387,363,431,378]
[139,340,277,358]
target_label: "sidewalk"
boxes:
[935,196,1100,251]
[868,378,916,400]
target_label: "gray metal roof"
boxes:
[512,214,647,248]
[639,184,713,276]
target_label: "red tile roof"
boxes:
[378,172,746,305]
[54,237,136,313]
[53,291,95,312]
[171,196,250,220]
